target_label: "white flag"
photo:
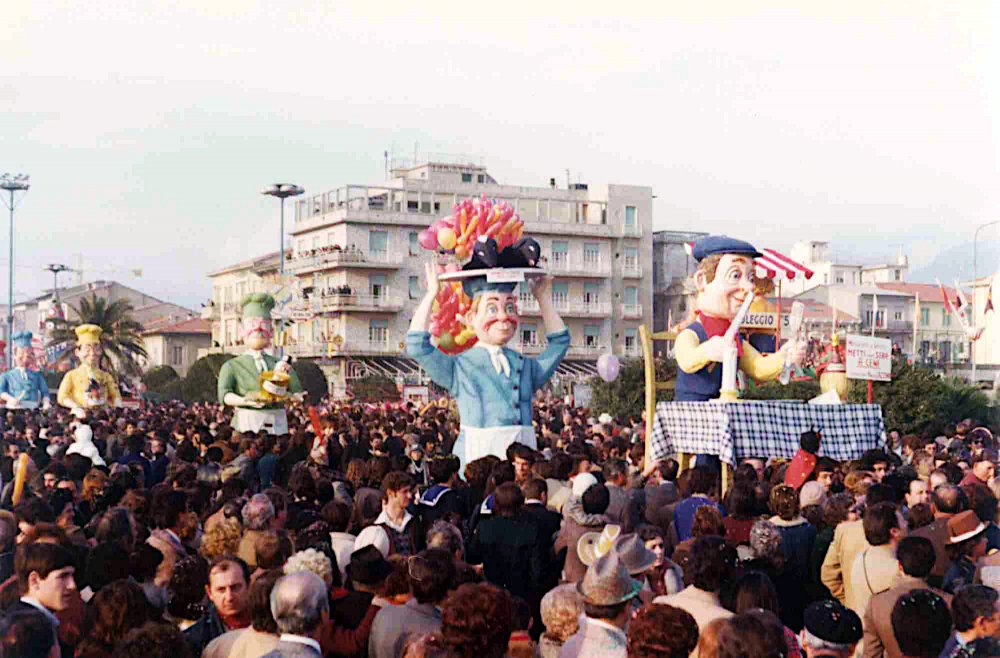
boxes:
[871,294,879,335]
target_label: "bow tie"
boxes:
[480,344,511,378]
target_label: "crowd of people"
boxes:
[0,392,998,658]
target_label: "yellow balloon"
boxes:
[438,332,455,350]
[438,227,457,250]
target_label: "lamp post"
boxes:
[972,220,1000,383]
[46,263,70,303]
[261,183,305,355]
[0,174,29,369]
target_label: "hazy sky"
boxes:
[4,1,999,309]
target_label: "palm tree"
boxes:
[46,295,148,378]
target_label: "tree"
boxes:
[142,365,180,393]
[588,357,676,420]
[183,353,235,403]
[350,374,399,402]
[744,379,821,401]
[292,360,328,402]
[46,295,148,378]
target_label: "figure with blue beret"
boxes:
[407,236,569,469]
[675,235,806,402]
[0,332,50,409]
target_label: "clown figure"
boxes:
[675,236,806,402]
[407,237,569,468]
[57,324,121,416]
[217,293,302,435]
[0,332,50,409]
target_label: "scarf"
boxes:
[697,312,742,357]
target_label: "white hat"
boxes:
[354,525,391,559]
[598,413,613,426]
[74,425,93,443]
[578,525,621,566]
[572,472,598,498]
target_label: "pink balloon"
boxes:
[597,353,621,383]
[445,263,460,273]
[418,229,438,250]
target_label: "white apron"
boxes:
[454,425,536,471]
[232,408,288,435]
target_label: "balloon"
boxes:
[438,331,455,350]
[438,227,457,250]
[418,228,438,251]
[445,262,460,273]
[597,353,621,382]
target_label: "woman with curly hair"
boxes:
[75,579,149,658]
[439,582,514,658]
[199,516,242,560]
[537,584,583,658]
[168,555,209,630]
[626,603,699,658]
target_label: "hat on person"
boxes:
[611,534,657,575]
[74,324,103,346]
[571,472,598,498]
[578,525,621,567]
[459,236,542,298]
[802,599,863,646]
[240,293,276,319]
[947,510,987,544]
[348,545,393,586]
[10,331,33,350]
[577,552,641,606]
[799,481,827,509]
[354,525,391,558]
[690,235,762,262]
[598,413,613,426]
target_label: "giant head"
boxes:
[239,293,276,351]
[691,236,760,320]
[465,281,519,347]
[74,324,104,369]
[11,332,34,369]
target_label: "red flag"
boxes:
[309,406,324,439]
[937,281,955,314]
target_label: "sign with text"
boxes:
[741,312,779,330]
[846,334,892,382]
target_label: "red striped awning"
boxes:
[684,243,814,282]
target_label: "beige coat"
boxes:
[847,543,898,616]
[821,520,869,604]
[862,575,952,658]
[204,628,280,658]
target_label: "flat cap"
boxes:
[691,235,761,262]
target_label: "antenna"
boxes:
[384,150,389,181]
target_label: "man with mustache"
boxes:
[217,293,302,435]
[407,237,568,468]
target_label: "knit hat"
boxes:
[571,472,598,498]
[799,481,827,509]
[803,599,862,646]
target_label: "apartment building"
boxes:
[787,241,909,295]
[210,159,653,393]
[652,230,706,335]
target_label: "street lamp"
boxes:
[972,220,1000,383]
[0,173,29,369]
[46,263,70,302]
[261,183,305,355]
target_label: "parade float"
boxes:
[57,324,121,416]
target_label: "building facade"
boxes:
[203,252,282,353]
[142,318,212,377]
[787,241,909,295]
[652,230,706,336]
[208,160,653,394]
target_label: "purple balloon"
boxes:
[597,353,620,382]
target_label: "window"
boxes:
[369,319,388,344]
[943,309,951,326]
[624,247,638,268]
[461,173,473,183]
[583,242,600,264]
[520,322,537,346]
[369,274,386,298]
[170,345,183,366]
[551,281,569,305]
[407,200,419,212]
[584,282,601,304]
[920,308,930,326]
[624,328,637,351]
[865,310,885,328]
[477,174,485,183]
[584,324,601,348]
[327,232,337,247]
[311,236,320,249]
[552,240,569,266]
[624,206,637,227]
[894,311,902,321]
[894,269,901,281]
[836,273,844,284]
[368,230,388,256]
[624,287,638,306]
[408,276,420,300]
[409,231,420,256]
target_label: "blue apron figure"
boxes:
[0,332,51,410]
[407,237,569,469]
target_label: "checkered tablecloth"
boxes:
[649,401,886,466]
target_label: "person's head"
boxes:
[581,482,610,515]
[973,454,996,484]
[320,500,351,533]
[799,599,864,658]
[863,502,903,547]
[492,482,524,518]
[692,247,756,320]
[0,510,17,554]
[426,520,464,559]
[815,458,837,491]
[205,556,250,619]
[81,579,148,652]
[732,570,780,615]
[905,479,929,509]
[769,484,800,521]
[255,530,293,571]
[931,483,966,515]
[726,482,757,520]
[199,517,242,560]
[952,584,1000,639]
[862,449,890,481]
[269,571,329,638]
[539,584,583,644]
[0,609,58,658]
[691,506,725,538]
[715,612,786,658]
[246,569,281,634]
[895,536,936,579]
[15,542,77,612]
[428,455,460,485]
[891,589,953,658]
[408,548,456,604]
[381,471,415,510]
[627,603,699,658]
[522,478,548,504]
[637,525,665,567]
[509,445,536,484]
[437,582,513,658]
[469,289,520,347]
[601,459,628,487]
[113,622,193,658]
[687,467,716,496]
[74,325,104,369]
[283,549,334,591]
[964,482,998,528]
[749,520,783,564]
[688,536,730,594]
[241,494,275,531]
[150,488,190,531]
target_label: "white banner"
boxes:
[846,334,892,382]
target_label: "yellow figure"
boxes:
[57,324,122,416]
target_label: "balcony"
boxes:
[311,291,404,313]
[546,254,612,277]
[286,339,399,358]
[622,304,643,319]
[288,249,403,275]
[620,224,642,238]
[566,343,607,358]
[516,295,612,317]
[622,344,641,358]
[622,260,642,278]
